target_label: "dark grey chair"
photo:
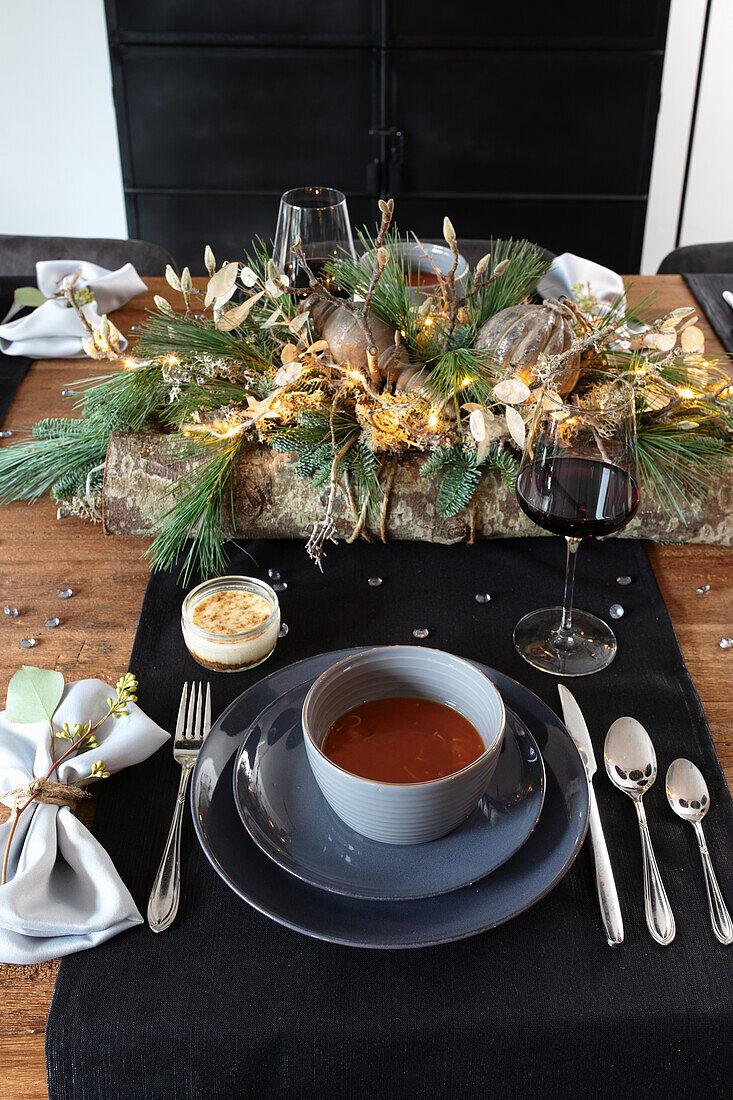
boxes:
[0,235,177,278]
[657,242,733,275]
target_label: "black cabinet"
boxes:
[106,0,670,271]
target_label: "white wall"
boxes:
[642,0,733,272]
[0,0,127,239]
[677,0,733,248]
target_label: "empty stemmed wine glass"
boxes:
[513,373,639,676]
[274,186,356,295]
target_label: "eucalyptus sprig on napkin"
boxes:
[1,668,138,883]
[0,668,169,964]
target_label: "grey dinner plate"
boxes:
[232,682,545,900]
[191,648,589,948]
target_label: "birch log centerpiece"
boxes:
[100,431,733,545]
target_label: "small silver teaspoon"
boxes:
[604,718,676,945]
[666,758,733,945]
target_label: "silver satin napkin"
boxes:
[0,260,147,358]
[0,678,168,963]
[537,252,627,314]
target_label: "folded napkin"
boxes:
[537,252,627,315]
[0,677,168,963]
[0,260,146,358]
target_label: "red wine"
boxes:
[516,456,639,538]
[286,257,349,298]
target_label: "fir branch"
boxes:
[421,444,482,516]
[51,464,104,502]
[435,447,481,516]
[32,417,87,440]
[480,443,519,489]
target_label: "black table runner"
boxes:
[0,276,33,426]
[684,273,733,357]
[46,538,733,1099]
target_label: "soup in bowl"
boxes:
[302,646,505,845]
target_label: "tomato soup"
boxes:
[404,265,441,287]
[322,696,485,783]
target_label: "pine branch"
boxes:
[134,310,270,372]
[326,228,425,358]
[0,429,107,504]
[146,434,248,583]
[77,364,171,433]
[427,347,501,410]
[636,424,730,521]
[465,239,550,332]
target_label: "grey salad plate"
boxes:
[232,682,545,900]
[191,648,589,949]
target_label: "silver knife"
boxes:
[558,685,624,946]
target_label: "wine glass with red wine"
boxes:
[513,373,639,676]
[274,186,356,295]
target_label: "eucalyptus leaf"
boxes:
[14,286,47,309]
[5,666,64,724]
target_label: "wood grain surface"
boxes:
[0,276,731,1099]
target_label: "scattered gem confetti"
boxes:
[609,604,624,619]
[412,627,430,639]
[696,584,710,595]
[61,388,75,397]
[278,623,289,638]
[719,637,733,650]
[268,569,281,581]
[616,576,632,586]
[4,605,18,618]
[368,577,383,587]
[0,430,13,438]
[44,617,61,628]
[272,581,288,592]
[130,324,142,332]
[475,593,491,604]
[57,587,73,599]
[19,638,36,649]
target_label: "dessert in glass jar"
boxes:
[181,577,280,672]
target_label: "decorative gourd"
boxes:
[304,295,409,379]
[475,299,581,395]
[393,363,457,419]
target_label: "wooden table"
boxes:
[1,275,731,1098]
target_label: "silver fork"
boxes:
[147,681,211,933]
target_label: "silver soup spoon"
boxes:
[666,758,733,945]
[604,718,676,945]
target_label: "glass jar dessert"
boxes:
[181,576,281,672]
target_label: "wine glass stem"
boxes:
[556,537,581,646]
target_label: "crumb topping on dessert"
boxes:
[192,590,272,635]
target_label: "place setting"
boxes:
[1,184,731,1100]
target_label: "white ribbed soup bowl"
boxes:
[302,646,506,845]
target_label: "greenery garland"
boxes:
[0,200,731,581]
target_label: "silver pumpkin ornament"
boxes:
[475,298,581,395]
